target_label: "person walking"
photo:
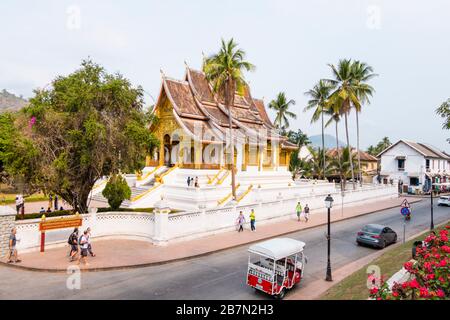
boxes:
[68,228,79,262]
[86,227,95,257]
[15,195,20,215]
[48,194,53,210]
[20,195,25,217]
[7,228,21,263]
[296,202,302,222]
[78,230,89,266]
[303,204,310,223]
[249,209,256,232]
[54,195,58,211]
[237,211,246,232]
[194,176,199,188]
[187,176,191,187]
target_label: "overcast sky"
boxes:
[1,0,449,151]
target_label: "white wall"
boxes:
[380,142,425,183]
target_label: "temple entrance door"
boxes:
[163,134,172,166]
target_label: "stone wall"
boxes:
[0,206,16,258]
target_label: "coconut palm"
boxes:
[330,147,359,190]
[325,108,343,188]
[304,80,334,180]
[268,92,296,135]
[203,38,255,200]
[307,147,332,179]
[351,61,377,186]
[326,59,361,189]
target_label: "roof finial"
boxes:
[160,68,165,77]
[184,60,189,67]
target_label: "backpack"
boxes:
[68,233,75,245]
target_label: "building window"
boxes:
[426,159,430,170]
[410,177,419,186]
[398,159,405,171]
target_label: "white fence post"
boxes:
[153,199,170,246]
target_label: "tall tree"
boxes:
[325,108,343,188]
[329,147,359,190]
[351,61,377,186]
[307,147,331,179]
[436,99,450,143]
[203,38,255,201]
[326,59,361,189]
[367,137,392,156]
[304,80,334,180]
[268,92,297,135]
[0,60,158,213]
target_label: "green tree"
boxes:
[268,92,297,135]
[367,137,392,156]
[307,147,331,179]
[102,174,131,210]
[436,99,450,143]
[326,59,361,189]
[329,147,359,190]
[287,129,310,179]
[0,60,158,213]
[351,61,377,186]
[324,108,343,188]
[203,38,255,200]
[287,129,310,147]
[304,80,334,180]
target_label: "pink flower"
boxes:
[392,291,399,297]
[439,259,447,267]
[426,273,435,280]
[370,287,379,295]
[437,289,445,298]
[404,261,414,271]
[441,245,450,253]
[419,287,429,297]
[409,279,420,289]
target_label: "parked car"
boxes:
[356,224,397,249]
[437,195,450,206]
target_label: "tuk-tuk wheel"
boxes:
[275,288,286,300]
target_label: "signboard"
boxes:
[400,199,410,216]
[39,216,82,232]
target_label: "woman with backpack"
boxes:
[68,228,79,262]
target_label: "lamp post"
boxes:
[324,194,334,282]
[430,182,435,230]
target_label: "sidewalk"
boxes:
[1,197,422,272]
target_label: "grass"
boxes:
[320,220,449,300]
[0,192,48,204]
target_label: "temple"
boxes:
[146,66,298,171]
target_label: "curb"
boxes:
[0,198,423,273]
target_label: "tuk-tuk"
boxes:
[247,237,307,299]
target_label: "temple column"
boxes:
[159,140,164,166]
[194,141,202,169]
[236,143,243,172]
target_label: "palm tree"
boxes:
[325,108,343,188]
[330,147,359,190]
[203,39,255,200]
[268,92,296,135]
[326,59,361,189]
[287,129,310,147]
[351,61,377,186]
[308,147,331,179]
[304,80,334,180]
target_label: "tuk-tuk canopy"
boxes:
[248,238,306,260]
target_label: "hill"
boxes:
[309,134,346,149]
[0,89,28,112]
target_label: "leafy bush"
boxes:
[101,174,131,210]
[369,225,450,300]
[15,210,75,220]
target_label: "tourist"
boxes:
[303,204,310,222]
[39,207,45,214]
[296,202,302,222]
[78,230,89,265]
[20,195,25,217]
[15,195,20,215]
[68,228,79,262]
[7,228,21,263]
[187,176,191,187]
[86,227,95,257]
[59,206,64,211]
[46,207,52,213]
[237,211,246,232]
[48,194,53,210]
[54,195,58,211]
[249,209,256,231]
[194,176,199,188]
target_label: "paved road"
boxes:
[0,200,448,300]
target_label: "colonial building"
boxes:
[147,66,297,172]
[377,140,450,193]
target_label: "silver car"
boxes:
[437,195,450,206]
[356,224,397,249]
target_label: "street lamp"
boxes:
[324,194,334,282]
[430,182,435,230]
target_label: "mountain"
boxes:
[308,134,346,149]
[0,89,28,112]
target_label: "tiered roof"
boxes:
[153,66,297,150]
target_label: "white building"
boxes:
[377,140,450,193]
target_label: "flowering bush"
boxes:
[369,225,450,300]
